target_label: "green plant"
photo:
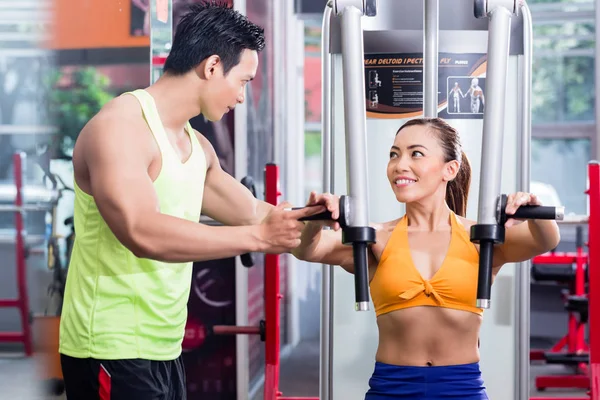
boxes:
[305,131,321,158]
[46,67,114,156]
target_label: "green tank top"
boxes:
[59,89,206,360]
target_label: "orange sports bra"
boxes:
[370,212,483,317]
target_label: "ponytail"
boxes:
[446,151,471,217]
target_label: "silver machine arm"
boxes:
[471,0,564,310]
[331,0,377,312]
[423,0,439,118]
[471,0,517,309]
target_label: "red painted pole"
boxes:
[588,161,600,400]
[264,163,282,400]
[13,153,32,356]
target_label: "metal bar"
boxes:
[320,3,333,400]
[558,215,590,225]
[474,4,514,309]
[423,0,439,117]
[279,398,320,400]
[0,332,25,342]
[535,375,590,390]
[0,204,55,213]
[264,164,282,400]
[212,326,260,335]
[516,4,533,399]
[232,2,250,398]
[532,254,586,264]
[13,153,32,356]
[596,0,600,161]
[0,124,57,135]
[0,300,19,307]
[339,4,368,228]
[477,5,513,226]
[338,2,371,311]
[587,161,600,400]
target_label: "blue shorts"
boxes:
[365,361,489,399]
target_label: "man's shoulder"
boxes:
[97,94,144,123]
[83,95,146,136]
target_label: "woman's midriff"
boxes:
[375,306,482,366]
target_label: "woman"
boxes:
[293,117,560,399]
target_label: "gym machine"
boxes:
[317,0,565,399]
[316,0,564,310]
[0,153,34,356]
[211,164,319,400]
[529,161,600,400]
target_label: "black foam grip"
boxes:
[509,205,557,220]
[296,209,333,221]
[576,226,584,249]
[240,253,254,268]
[477,241,494,302]
[353,242,370,304]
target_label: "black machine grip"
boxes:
[476,241,495,308]
[293,197,349,229]
[576,226,584,249]
[296,209,333,222]
[240,176,257,268]
[353,242,370,309]
[498,194,564,225]
[510,206,559,220]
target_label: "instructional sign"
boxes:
[364,52,487,119]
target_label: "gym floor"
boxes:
[0,338,588,399]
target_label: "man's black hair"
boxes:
[164,1,265,76]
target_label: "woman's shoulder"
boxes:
[455,214,476,232]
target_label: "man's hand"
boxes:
[257,202,326,253]
[305,191,341,231]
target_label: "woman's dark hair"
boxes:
[164,1,265,76]
[396,117,471,217]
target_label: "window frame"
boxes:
[530,1,597,160]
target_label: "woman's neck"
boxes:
[405,192,452,231]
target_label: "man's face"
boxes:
[201,49,258,122]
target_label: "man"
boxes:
[58,3,321,399]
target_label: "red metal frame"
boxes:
[588,162,600,400]
[214,163,318,400]
[530,252,588,366]
[0,153,33,356]
[531,162,599,400]
[264,164,318,400]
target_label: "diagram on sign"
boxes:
[364,52,487,120]
[447,76,486,115]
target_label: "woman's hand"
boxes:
[305,191,341,231]
[505,192,541,228]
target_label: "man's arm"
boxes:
[197,132,272,226]
[81,116,311,263]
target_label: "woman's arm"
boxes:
[291,192,379,274]
[493,192,561,268]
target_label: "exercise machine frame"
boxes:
[320,1,566,399]
[213,164,318,400]
[0,153,33,356]
[530,162,600,400]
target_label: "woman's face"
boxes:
[386,125,456,204]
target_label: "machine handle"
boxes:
[510,205,564,221]
[576,225,584,249]
[292,195,349,228]
[353,242,370,311]
[296,209,333,221]
[497,194,565,225]
[476,241,494,308]
[240,176,257,268]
